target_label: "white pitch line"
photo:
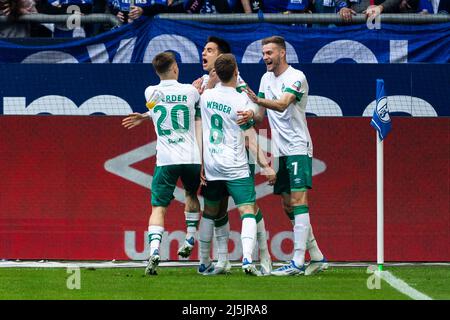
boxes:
[380,270,433,300]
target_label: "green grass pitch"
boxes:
[0,266,449,300]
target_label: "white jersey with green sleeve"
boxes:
[200,85,257,181]
[145,80,201,166]
[258,66,312,157]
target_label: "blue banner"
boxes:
[0,64,448,116]
[0,18,449,63]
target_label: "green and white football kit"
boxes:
[145,80,202,207]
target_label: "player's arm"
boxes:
[237,105,266,126]
[245,86,296,112]
[195,94,207,186]
[243,127,276,185]
[122,112,150,129]
[195,114,203,163]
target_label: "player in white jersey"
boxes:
[198,53,276,275]
[245,36,328,276]
[122,52,202,275]
[181,37,273,276]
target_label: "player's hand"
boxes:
[129,6,143,20]
[261,166,276,186]
[122,113,147,129]
[339,7,356,23]
[207,69,219,89]
[243,87,259,104]
[192,77,204,94]
[236,110,254,126]
[200,166,207,186]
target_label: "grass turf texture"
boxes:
[0,266,449,300]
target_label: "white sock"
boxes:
[148,225,164,256]
[241,215,257,263]
[256,218,270,259]
[293,213,310,266]
[198,214,214,265]
[307,226,324,261]
[214,221,230,264]
[185,211,200,240]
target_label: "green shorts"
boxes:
[200,163,255,198]
[151,164,201,207]
[202,176,256,208]
[273,155,312,195]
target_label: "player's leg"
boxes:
[288,155,328,275]
[280,193,295,226]
[248,161,272,274]
[226,177,259,276]
[197,181,223,274]
[177,191,200,258]
[145,165,178,275]
[305,225,328,276]
[274,157,295,225]
[145,206,167,275]
[272,156,309,276]
[208,196,231,275]
[177,164,202,258]
[254,203,272,275]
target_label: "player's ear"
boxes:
[280,48,287,60]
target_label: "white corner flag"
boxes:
[370,79,392,271]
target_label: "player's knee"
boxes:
[290,191,308,207]
[184,193,200,212]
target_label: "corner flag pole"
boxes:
[370,79,391,272]
[376,132,384,271]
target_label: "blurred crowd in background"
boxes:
[1,0,449,38]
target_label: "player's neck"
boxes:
[221,78,237,88]
[273,63,289,77]
[221,81,237,88]
[159,76,178,81]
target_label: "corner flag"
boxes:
[371,79,391,272]
[370,79,391,141]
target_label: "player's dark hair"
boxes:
[262,36,286,50]
[152,52,176,75]
[214,54,237,83]
[206,36,231,54]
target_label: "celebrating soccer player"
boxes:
[198,53,276,276]
[183,36,273,276]
[122,52,203,276]
[244,36,329,276]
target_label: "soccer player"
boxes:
[244,36,328,276]
[181,36,273,276]
[122,52,202,275]
[199,53,276,276]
